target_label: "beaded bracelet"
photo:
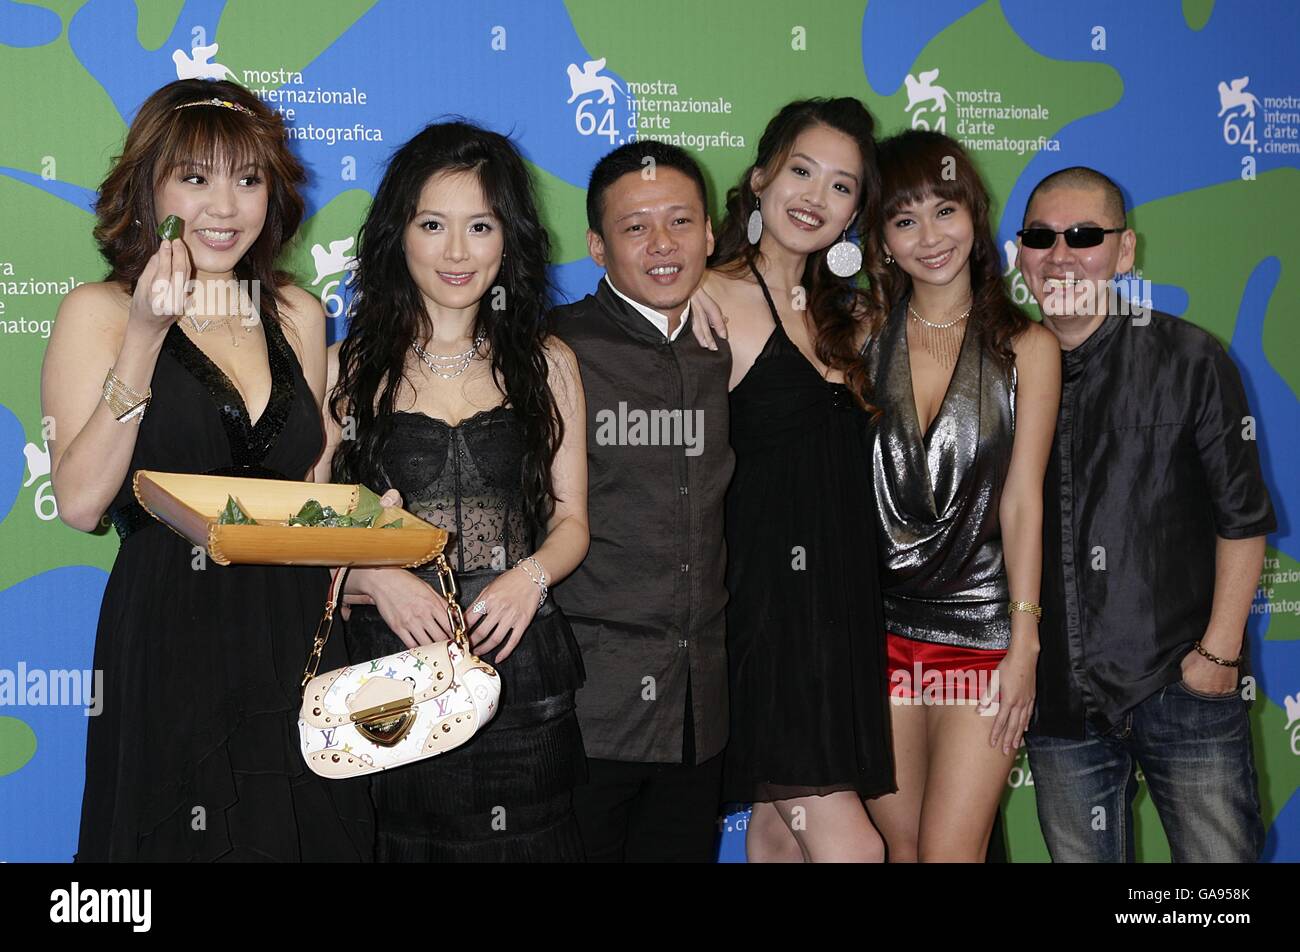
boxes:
[1194,641,1242,668]
[515,556,548,608]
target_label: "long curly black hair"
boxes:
[330,120,561,535]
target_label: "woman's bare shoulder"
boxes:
[278,283,324,325]
[59,280,129,317]
[1012,319,1061,362]
[53,281,133,348]
[542,334,580,379]
[702,266,749,297]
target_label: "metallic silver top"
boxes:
[863,298,1017,650]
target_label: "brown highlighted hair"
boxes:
[709,97,882,411]
[93,78,306,331]
[870,130,1027,369]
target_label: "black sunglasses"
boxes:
[1016,226,1123,250]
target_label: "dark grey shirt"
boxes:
[553,280,734,764]
[1031,310,1276,739]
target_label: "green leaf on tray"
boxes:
[217,495,258,525]
[218,485,398,528]
[351,484,383,528]
[289,498,325,526]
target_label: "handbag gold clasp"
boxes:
[352,696,416,747]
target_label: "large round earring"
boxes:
[746,196,763,245]
[826,230,863,278]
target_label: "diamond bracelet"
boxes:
[515,556,549,608]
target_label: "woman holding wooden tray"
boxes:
[41,79,373,861]
[321,121,591,862]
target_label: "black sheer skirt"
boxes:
[346,568,586,862]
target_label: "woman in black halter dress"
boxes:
[80,317,373,861]
[723,266,894,810]
[45,79,373,861]
[699,98,894,862]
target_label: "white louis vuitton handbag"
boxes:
[298,555,501,778]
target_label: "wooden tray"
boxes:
[132,470,447,568]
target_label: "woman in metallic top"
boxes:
[860,131,1060,861]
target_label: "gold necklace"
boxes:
[908,302,970,369]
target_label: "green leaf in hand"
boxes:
[157,215,184,241]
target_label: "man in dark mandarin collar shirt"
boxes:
[1017,167,1275,862]
[553,141,733,862]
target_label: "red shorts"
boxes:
[886,632,1006,704]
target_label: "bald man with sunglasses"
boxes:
[1015,167,1274,863]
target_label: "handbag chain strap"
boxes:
[300,553,466,694]
[429,553,469,650]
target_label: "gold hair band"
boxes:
[173,98,255,117]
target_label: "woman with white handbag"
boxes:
[316,121,591,862]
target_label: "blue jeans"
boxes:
[1025,681,1264,862]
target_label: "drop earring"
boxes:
[826,229,863,278]
[884,250,894,265]
[746,196,764,245]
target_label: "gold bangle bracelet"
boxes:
[1008,600,1042,620]
[103,388,146,421]
[103,368,147,402]
[103,369,151,424]
[114,397,149,424]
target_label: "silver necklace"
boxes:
[412,336,485,380]
[186,285,259,348]
[186,313,255,347]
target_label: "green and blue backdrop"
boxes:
[1,0,1296,862]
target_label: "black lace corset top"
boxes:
[378,406,530,573]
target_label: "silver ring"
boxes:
[471,600,487,614]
